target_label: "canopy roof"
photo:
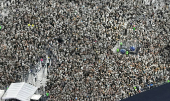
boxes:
[2,82,37,101]
[31,94,42,100]
[0,90,5,98]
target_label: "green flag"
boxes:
[120,42,122,45]
[117,49,119,52]
[168,80,170,83]
[0,26,1,29]
[134,87,136,89]
[126,51,129,54]
[46,93,49,96]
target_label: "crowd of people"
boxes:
[0,0,169,101]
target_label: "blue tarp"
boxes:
[121,83,170,101]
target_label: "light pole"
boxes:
[21,50,25,82]
[21,52,24,82]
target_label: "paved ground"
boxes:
[25,54,50,89]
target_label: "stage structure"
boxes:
[2,82,37,101]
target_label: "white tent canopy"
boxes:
[2,82,37,101]
[31,94,42,100]
[0,90,5,99]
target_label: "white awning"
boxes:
[0,90,5,99]
[31,94,42,100]
[2,82,37,101]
